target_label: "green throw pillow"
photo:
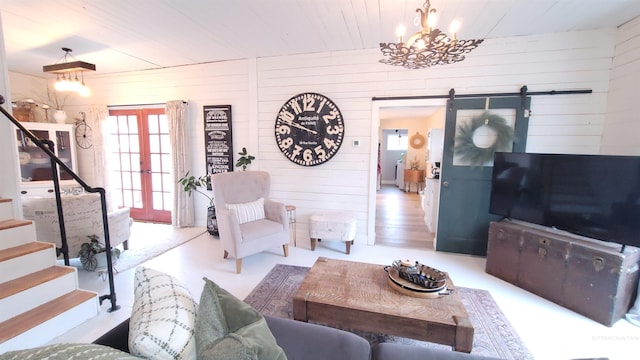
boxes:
[195,277,287,360]
[0,343,142,360]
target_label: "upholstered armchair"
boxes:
[211,171,289,273]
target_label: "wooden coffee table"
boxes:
[292,257,474,352]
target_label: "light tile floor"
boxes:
[53,225,640,360]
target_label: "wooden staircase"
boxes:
[0,198,99,353]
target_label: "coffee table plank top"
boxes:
[292,257,473,352]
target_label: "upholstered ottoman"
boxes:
[309,212,356,254]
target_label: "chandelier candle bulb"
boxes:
[396,24,406,42]
[449,19,461,38]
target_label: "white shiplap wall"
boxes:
[5,28,620,248]
[257,28,616,247]
[602,16,640,155]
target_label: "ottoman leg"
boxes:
[310,238,317,251]
[345,241,351,255]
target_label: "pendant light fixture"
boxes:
[42,47,95,97]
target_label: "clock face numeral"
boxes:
[274,93,344,166]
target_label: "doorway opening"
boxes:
[370,99,446,248]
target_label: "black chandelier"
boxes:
[379,0,483,69]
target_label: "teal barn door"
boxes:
[435,95,531,255]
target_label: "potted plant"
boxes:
[178,171,218,236]
[235,147,255,171]
[77,234,121,271]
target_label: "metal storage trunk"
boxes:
[486,219,640,327]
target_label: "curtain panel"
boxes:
[166,100,193,227]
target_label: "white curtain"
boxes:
[87,104,112,212]
[166,100,193,227]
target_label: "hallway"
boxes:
[375,184,434,249]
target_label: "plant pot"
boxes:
[207,205,218,236]
[53,110,67,124]
[95,251,118,269]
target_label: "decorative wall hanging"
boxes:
[454,111,513,166]
[203,105,233,174]
[274,92,344,166]
[409,132,426,149]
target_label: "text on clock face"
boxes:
[274,93,344,166]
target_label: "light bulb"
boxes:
[449,20,461,37]
[55,79,68,91]
[426,12,437,29]
[78,84,90,97]
[395,25,406,42]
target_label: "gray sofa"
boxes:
[93,316,499,360]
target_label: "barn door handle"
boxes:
[442,181,449,187]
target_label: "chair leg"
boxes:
[236,259,242,274]
[224,250,229,259]
[282,244,289,257]
[123,240,129,251]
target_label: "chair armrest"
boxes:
[264,200,287,226]
[265,316,370,360]
[106,207,132,248]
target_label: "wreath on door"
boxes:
[454,112,514,166]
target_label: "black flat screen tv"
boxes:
[489,152,640,248]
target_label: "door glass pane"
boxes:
[130,153,141,173]
[121,171,131,188]
[453,109,516,167]
[160,134,170,153]
[159,115,168,133]
[152,173,162,190]
[133,190,143,208]
[123,190,133,207]
[148,115,159,133]
[132,172,142,190]
[128,116,138,133]
[149,134,160,153]
[129,135,140,152]
[151,154,161,172]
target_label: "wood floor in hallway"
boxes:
[375,184,434,249]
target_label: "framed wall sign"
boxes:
[203,105,233,175]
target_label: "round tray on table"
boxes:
[386,267,447,298]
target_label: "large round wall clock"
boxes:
[274,92,345,166]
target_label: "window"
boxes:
[386,133,408,151]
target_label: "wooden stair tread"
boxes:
[0,242,54,262]
[0,290,96,343]
[0,219,32,231]
[0,266,75,300]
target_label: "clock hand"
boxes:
[280,119,317,135]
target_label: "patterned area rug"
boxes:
[244,264,534,360]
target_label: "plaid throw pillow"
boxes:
[129,267,197,360]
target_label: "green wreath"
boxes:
[454,112,514,166]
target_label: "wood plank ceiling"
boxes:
[1,0,639,78]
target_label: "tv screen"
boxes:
[490,152,640,248]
